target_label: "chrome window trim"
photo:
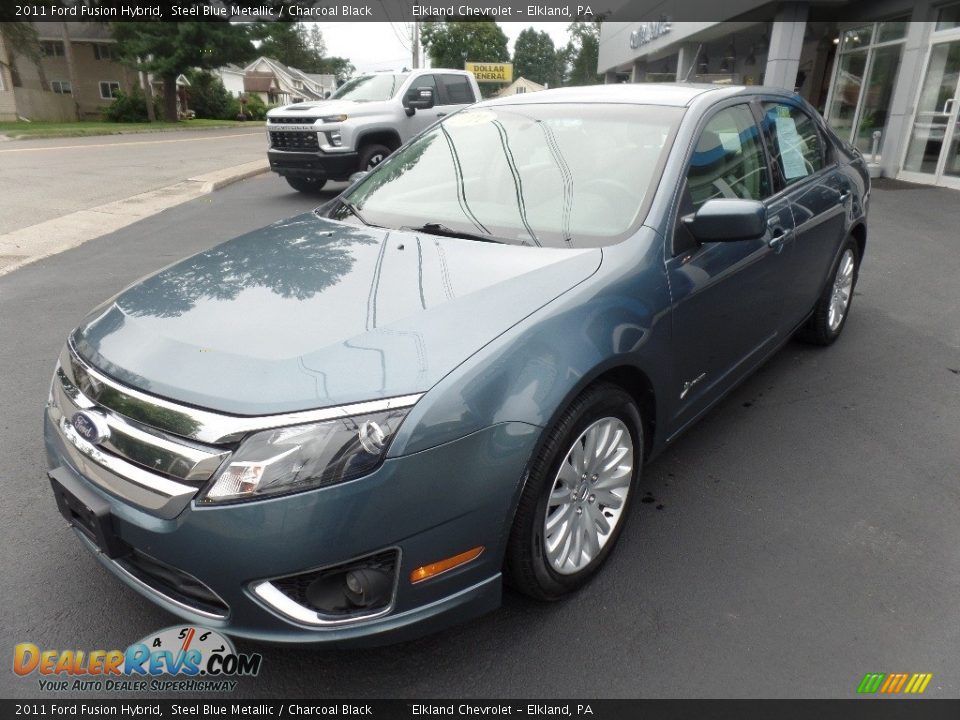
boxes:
[65,339,424,445]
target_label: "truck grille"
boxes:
[270,130,320,151]
[270,117,315,124]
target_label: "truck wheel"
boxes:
[359,144,391,171]
[285,177,327,194]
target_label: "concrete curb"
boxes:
[0,159,269,277]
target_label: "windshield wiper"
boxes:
[400,222,507,244]
[339,199,374,227]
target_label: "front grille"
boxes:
[119,550,229,617]
[270,116,315,124]
[270,130,320,151]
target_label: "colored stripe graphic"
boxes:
[858,672,932,694]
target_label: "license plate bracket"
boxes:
[49,469,129,559]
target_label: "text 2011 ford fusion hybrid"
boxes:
[45,84,869,644]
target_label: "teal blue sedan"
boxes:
[45,84,869,644]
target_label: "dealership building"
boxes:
[598,1,960,188]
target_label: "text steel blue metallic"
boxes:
[44,84,869,645]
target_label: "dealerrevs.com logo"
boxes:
[13,626,262,693]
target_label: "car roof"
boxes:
[479,82,796,108]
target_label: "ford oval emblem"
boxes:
[71,411,110,445]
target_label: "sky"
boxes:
[313,22,574,73]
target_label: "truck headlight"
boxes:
[320,114,348,123]
[199,407,412,504]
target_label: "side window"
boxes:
[439,74,476,105]
[404,74,438,104]
[761,102,825,185]
[686,104,771,209]
[674,104,770,255]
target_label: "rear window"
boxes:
[440,75,476,104]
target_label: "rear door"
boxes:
[758,100,851,329]
[666,102,795,433]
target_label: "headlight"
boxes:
[320,114,347,123]
[199,407,411,504]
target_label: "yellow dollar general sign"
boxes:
[465,62,513,83]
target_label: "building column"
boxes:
[764,2,809,91]
[631,59,646,83]
[675,43,700,82]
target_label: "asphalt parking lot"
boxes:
[1,174,958,699]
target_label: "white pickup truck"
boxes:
[265,69,482,193]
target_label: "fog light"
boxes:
[327,130,342,147]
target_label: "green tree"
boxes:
[564,20,603,86]
[253,21,325,72]
[421,21,508,96]
[186,70,232,119]
[111,22,255,121]
[315,56,355,85]
[512,27,559,88]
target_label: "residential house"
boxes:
[213,63,246,97]
[496,77,547,97]
[242,57,336,106]
[0,23,138,121]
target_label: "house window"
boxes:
[937,2,960,31]
[516,86,526,94]
[93,44,118,61]
[99,81,121,100]
[41,41,64,57]
[50,80,72,95]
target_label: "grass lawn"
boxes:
[0,119,264,139]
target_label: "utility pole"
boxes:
[411,22,420,69]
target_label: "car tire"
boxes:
[797,237,860,346]
[358,144,392,172]
[505,383,643,601]
[285,176,328,194]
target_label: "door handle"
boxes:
[838,190,851,204]
[768,228,793,252]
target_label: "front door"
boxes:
[666,103,795,434]
[900,37,960,189]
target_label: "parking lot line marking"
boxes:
[0,131,262,154]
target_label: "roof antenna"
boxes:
[684,44,704,82]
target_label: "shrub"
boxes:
[187,72,232,120]
[104,86,151,123]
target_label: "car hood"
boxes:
[72,214,601,416]
[270,99,386,118]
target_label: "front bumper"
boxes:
[267,149,359,181]
[45,411,539,645]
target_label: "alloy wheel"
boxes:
[828,249,855,332]
[543,417,634,575]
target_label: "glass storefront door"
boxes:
[901,39,960,188]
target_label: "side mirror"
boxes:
[403,87,435,116]
[682,199,767,242]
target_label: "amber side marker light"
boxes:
[410,546,484,584]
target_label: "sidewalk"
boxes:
[0,126,271,274]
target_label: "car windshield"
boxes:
[333,103,683,247]
[330,73,408,102]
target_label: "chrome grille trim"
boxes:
[54,366,228,483]
[64,339,424,445]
